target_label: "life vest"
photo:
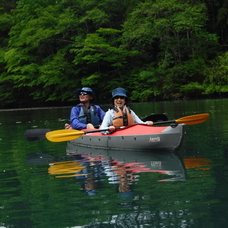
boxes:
[112,106,135,127]
[78,105,101,126]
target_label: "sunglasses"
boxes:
[80,91,88,95]
[114,96,125,99]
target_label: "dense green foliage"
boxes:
[0,0,228,108]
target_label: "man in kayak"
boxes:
[65,87,105,130]
[100,87,153,133]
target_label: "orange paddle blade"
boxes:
[175,113,210,125]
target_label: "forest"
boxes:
[0,0,228,108]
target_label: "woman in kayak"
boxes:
[65,87,105,130]
[100,87,153,133]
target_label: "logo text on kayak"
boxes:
[149,137,160,142]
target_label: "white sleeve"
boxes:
[131,110,146,124]
[99,110,114,129]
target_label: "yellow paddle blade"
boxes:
[48,161,86,176]
[46,129,85,142]
[175,113,210,125]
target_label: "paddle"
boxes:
[24,128,51,141]
[142,113,168,122]
[45,113,210,142]
[24,113,168,141]
[91,114,168,126]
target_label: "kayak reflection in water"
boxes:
[111,161,135,207]
[47,153,141,202]
[46,149,188,204]
[73,154,140,201]
[72,154,105,196]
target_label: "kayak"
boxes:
[24,113,208,151]
[67,123,185,151]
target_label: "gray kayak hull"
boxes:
[68,124,186,151]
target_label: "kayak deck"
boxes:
[83,124,168,136]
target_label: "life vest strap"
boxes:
[113,116,124,120]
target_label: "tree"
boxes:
[203,51,228,95]
[122,0,218,100]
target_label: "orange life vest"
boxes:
[112,106,135,127]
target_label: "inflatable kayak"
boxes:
[67,124,185,151]
[25,113,209,151]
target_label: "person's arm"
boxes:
[131,110,153,125]
[70,106,87,130]
[99,110,113,129]
[99,109,116,133]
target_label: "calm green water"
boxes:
[0,99,228,228]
